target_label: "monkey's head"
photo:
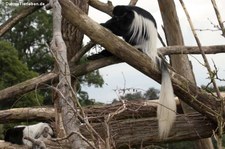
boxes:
[101,5,134,37]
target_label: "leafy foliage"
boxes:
[120,91,143,100]
[3,9,54,73]
[81,70,104,87]
[0,40,44,109]
[118,87,159,101]
[76,57,104,105]
[144,87,159,100]
[0,40,37,89]
[201,85,225,93]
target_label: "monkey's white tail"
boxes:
[157,61,176,139]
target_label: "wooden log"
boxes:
[0,140,29,149]
[0,107,55,123]
[0,111,215,148]
[0,100,216,146]
[0,140,70,149]
[107,113,215,148]
[0,73,58,102]
[0,99,181,123]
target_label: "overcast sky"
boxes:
[83,0,225,103]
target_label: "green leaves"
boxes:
[0,40,37,89]
[0,40,45,109]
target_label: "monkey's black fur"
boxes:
[89,5,176,139]
[88,5,157,60]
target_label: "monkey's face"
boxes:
[101,10,134,37]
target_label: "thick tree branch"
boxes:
[159,45,225,55]
[59,0,221,123]
[0,72,58,101]
[70,41,95,64]
[0,140,70,149]
[210,0,225,37]
[89,0,113,16]
[0,56,120,101]
[0,107,54,123]
[0,99,176,123]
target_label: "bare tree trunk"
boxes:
[53,0,89,140]
[62,0,89,61]
[158,0,214,148]
[50,0,89,148]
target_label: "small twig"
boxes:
[189,55,205,67]
[105,120,111,149]
[208,18,221,30]
[49,84,105,145]
[179,0,222,100]
[52,131,98,149]
[64,77,106,144]
[212,60,225,82]
[106,100,127,122]
[210,0,225,37]
[121,72,126,94]
[158,32,167,47]
[161,25,169,47]
[104,100,127,148]
[179,1,224,148]
[195,28,220,32]
[70,41,95,64]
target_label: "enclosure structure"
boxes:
[0,0,225,149]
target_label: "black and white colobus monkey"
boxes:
[101,5,176,139]
[4,122,53,148]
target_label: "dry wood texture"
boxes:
[0,101,216,148]
[0,140,70,149]
[50,0,89,148]
[159,45,225,55]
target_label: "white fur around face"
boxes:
[129,11,158,62]
[129,10,176,139]
[22,122,53,147]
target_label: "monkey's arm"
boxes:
[87,50,113,60]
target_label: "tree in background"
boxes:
[1,6,104,107]
[118,87,160,101]
[3,8,53,73]
[0,40,41,109]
